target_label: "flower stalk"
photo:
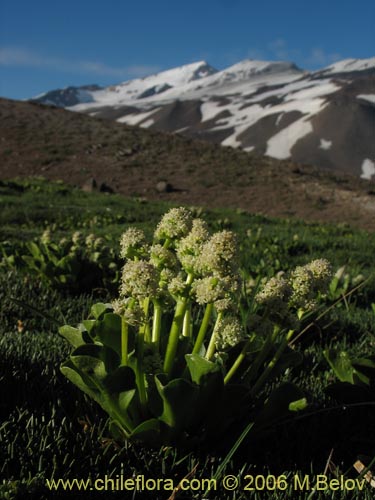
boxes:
[205,311,224,360]
[192,302,214,354]
[121,316,129,366]
[250,329,295,397]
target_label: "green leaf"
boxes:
[118,389,137,413]
[71,343,120,378]
[324,349,355,383]
[60,359,102,404]
[183,354,226,432]
[91,303,113,320]
[130,419,161,444]
[324,349,370,386]
[104,366,136,394]
[288,398,307,412]
[96,313,122,356]
[26,241,44,261]
[82,320,97,333]
[155,375,199,431]
[59,325,90,348]
[185,354,221,385]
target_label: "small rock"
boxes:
[82,178,97,192]
[156,181,172,193]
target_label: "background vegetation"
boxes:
[1,178,375,499]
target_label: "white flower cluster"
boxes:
[72,231,84,246]
[256,259,333,319]
[118,207,240,305]
[154,207,193,242]
[214,315,244,351]
[116,207,243,352]
[192,275,238,311]
[176,219,210,274]
[41,229,52,245]
[112,297,145,325]
[120,260,159,300]
[120,228,149,259]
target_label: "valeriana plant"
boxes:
[1,229,119,293]
[59,207,333,448]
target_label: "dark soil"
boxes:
[1,97,375,230]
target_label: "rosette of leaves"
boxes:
[59,208,332,448]
[1,230,120,293]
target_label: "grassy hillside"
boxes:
[1,178,375,499]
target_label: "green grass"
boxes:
[1,178,375,499]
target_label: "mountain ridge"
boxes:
[31,57,375,180]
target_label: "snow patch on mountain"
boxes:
[72,61,217,109]
[319,139,332,150]
[360,159,375,180]
[117,107,161,126]
[207,78,338,158]
[266,118,313,159]
[320,57,375,75]
[357,94,375,104]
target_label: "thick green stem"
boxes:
[182,306,192,338]
[250,329,294,398]
[205,311,223,361]
[142,297,151,343]
[192,302,213,354]
[224,337,253,385]
[163,273,194,375]
[136,332,147,409]
[151,301,162,346]
[121,316,128,366]
[163,299,188,375]
[163,238,171,249]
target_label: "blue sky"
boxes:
[1,0,374,100]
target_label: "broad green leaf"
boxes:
[71,343,120,378]
[82,320,97,333]
[91,303,113,320]
[118,389,136,413]
[104,366,136,394]
[60,359,102,404]
[26,241,43,261]
[324,349,371,386]
[324,349,355,384]
[108,420,130,441]
[130,419,161,445]
[96,313,122,356]
[21,255,40,271]
[185,354,221,385]
[155,375,198,430]
[59,325,90,348]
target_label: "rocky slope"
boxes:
[1,97,375,230]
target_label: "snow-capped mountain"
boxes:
[32,57,375,179]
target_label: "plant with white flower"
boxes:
[59,207,333,449]
[154,207,193,246]
[120,227,149,260]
